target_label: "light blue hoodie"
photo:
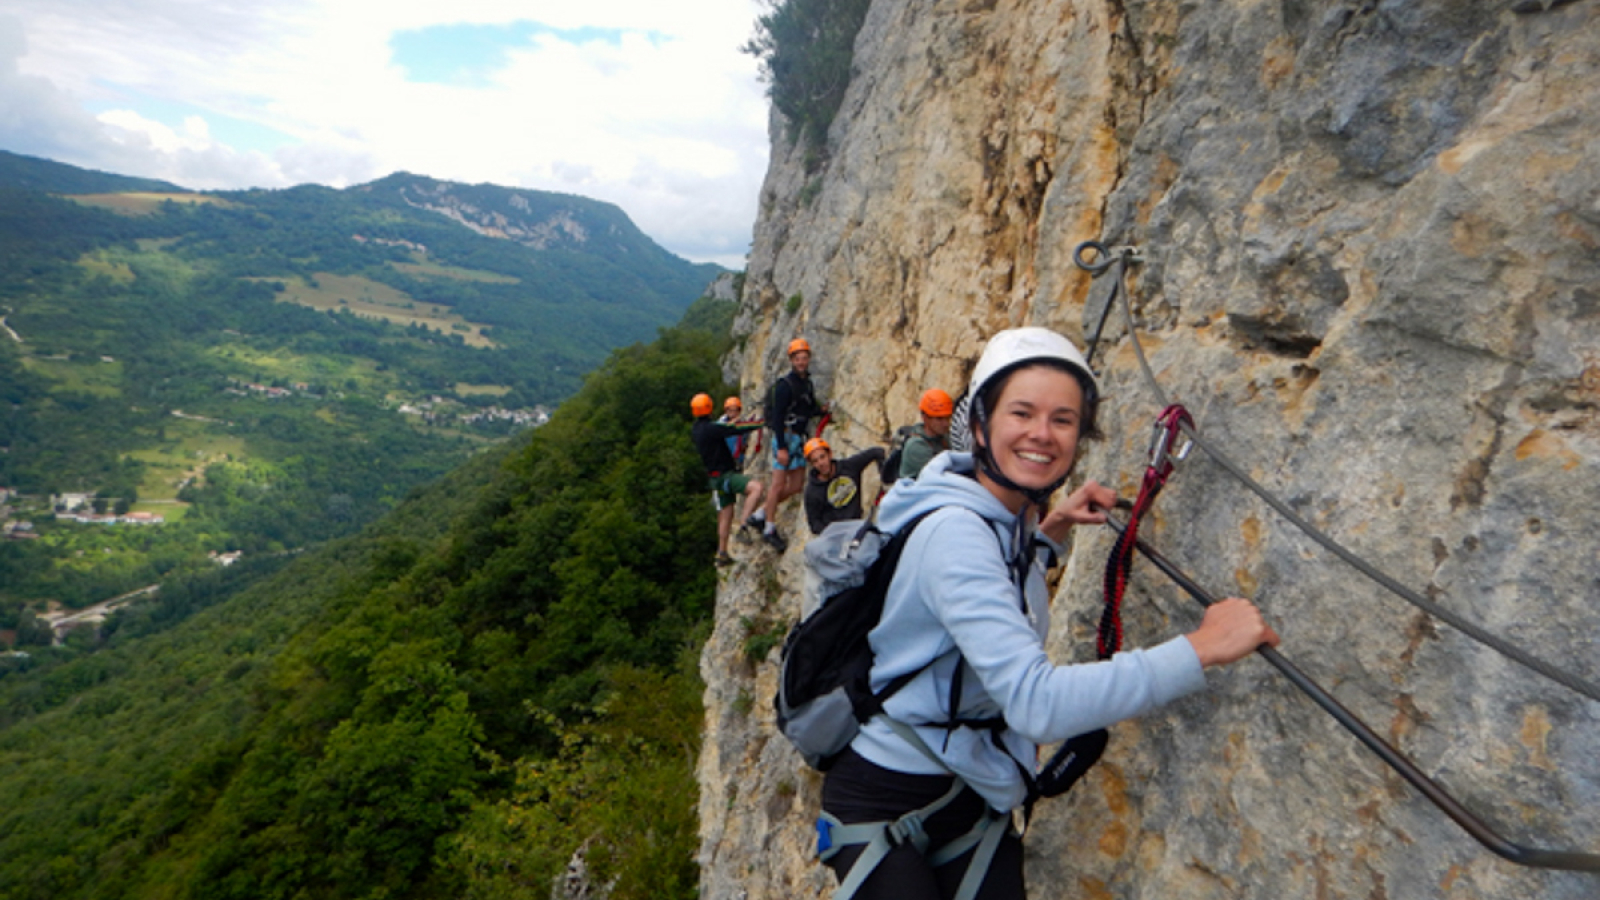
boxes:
[858,451,1206,812]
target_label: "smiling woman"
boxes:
[817,328,1280,900]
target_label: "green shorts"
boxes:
[709,472,751,510]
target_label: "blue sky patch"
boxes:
[390,22,657,87]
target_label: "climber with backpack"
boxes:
[690,393,766,567]
[796,327,1278,900]
[750,337,826,553]
[882,387,955,486]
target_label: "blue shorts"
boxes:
[772,432,807,470]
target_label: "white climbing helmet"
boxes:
[950,328,1100,503]
[966,326,1098,405]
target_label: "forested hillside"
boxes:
[0,150,721,633]
[0,150,184,194]
[0,296,737,900]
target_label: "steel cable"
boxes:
[1104,512,1600,874]
[1075,241,1600,705]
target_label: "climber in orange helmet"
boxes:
[689,393,765,567]
[749,337,825,553]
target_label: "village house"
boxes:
[53,510,164,525]
[51,492,93,511]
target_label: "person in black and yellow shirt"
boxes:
[802,437,885,535]
[690,393,765,566]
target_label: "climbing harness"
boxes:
[1073,239,1600,873]
[816,720,1016,900]
[1103,511,1600,873]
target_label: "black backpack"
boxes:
[774,512,936,770]
[775,508,1106,797]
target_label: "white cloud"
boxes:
[0,0,769,267]
[96,110,210,153]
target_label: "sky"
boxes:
[0,0,772,268]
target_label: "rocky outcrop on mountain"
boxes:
[700,2,1600,899]
[351,172,704,268]
[387,178,594,250]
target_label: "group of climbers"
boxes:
[691,326,1278,900]
[687,337,822,561]
[689,336,963,561]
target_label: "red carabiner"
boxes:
[1100,404,1194,658]
[1146,404,1194,482]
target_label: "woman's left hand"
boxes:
[1039,480,1117,543]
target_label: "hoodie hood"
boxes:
[878,451,1020,535]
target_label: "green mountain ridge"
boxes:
[0,150,188,195]
[0,150,726,616]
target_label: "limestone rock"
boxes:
[701,2,1600,898]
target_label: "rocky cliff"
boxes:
[699,2,1600,898]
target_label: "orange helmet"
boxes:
[787,337,811,357]
[690,393,713,417]
[919,388,954,417]
[723,396,742,413]
[803,437,830,459]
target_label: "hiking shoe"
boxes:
[715,551,735,567]
[744,513,765,530]
[761,528,788,554]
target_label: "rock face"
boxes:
[699,2,1600,898]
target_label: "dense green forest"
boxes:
[0,296,738,899]
[0,150,722,618]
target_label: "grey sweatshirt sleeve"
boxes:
[913,512,1206,744]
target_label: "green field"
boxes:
[452,382,513,397]
[76,251,137,285]
[124,420,248,502]
[20,355,123,397]
[390,259,520,284]
[67,192,233,216]
[268,273,499,348]
[207,342,399,394]
[129,500,189,522]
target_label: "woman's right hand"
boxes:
[1185,597,1280,667]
